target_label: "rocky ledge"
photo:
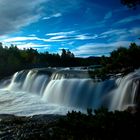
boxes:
[0,114,63,140]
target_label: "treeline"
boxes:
[89,43,140,80]
[0,43,100,78]
[1,42,139,79]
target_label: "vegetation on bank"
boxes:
[51,108,139,140]
[89,43,140,80]
[0,108,139,139]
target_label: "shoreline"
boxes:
[0,108,139,139]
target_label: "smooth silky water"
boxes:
[0,68,139,116]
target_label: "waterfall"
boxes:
[42,79,115,109]
[0,68,140,115]
[110,70,140,110]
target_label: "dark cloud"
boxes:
[0,0,46,35]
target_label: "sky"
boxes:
[0,0,140,57]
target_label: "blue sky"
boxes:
[0,0,140,57]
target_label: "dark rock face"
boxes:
[0,114,63,140]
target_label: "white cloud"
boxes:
[67,41,74,45]
[52,13,62,17]
[79,34,98,40]
[49,34,97,41]
[28,34,36,37]
[43,13,62,20]
[46,31,76,36]
[129,27,140,36]
[2,35,67,43]
[17,42,50,50]
[3,26,140,47]
[49,36,66,40]
[47,32,98,42]
[3,37,42,42]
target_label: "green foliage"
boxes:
[89,43,140,80]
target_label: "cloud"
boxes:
[98,29,129,41]
[16,42,50,50]
[72,41,140,57]
[0,0,47,35]
[47,34,97,42]
[129,27,140,36]
[46,31,98,41]
[46,31,76,36]
[100,29,127,36]
[43,13,62,20]
[3,26,140,47]
[2,36,60,43]
[98,28,140,41]
[28,34,36,37]
[107,27,140,41]
[49,35,67,40]
[76,34,98,40]
[116,14,140,25]
[3,37,43,42]
[1,31,78,43]
[3,41,50,50]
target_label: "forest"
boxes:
[0,42,140,79]
[0,42,100,79]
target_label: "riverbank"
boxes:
[0,108,139,140]
[0,114,63,139]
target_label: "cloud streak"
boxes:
[116,14,140,25]
[16,43,50,50]
[46,31,76,36]
[43,13,62,20]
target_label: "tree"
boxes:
[0,42,3,49]
[61,49,67,59]
[61,49,74,59]
[121,0,140,8]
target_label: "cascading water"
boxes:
[110,70,140,110]
[0,68,140,116]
